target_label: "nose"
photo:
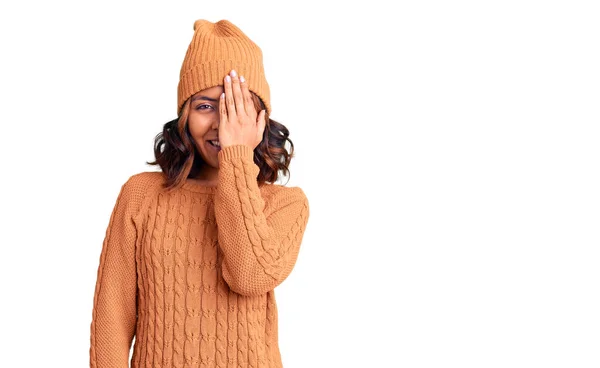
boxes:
[211,113,220,130]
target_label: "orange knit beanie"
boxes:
[177,19,271,116]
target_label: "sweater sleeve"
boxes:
[215,144,310,296]
[89,174,147,367]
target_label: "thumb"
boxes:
[257,109,267,132]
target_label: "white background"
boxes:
[1,0,599,367]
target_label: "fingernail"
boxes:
[230,70,237,77]
[221,93,225,99]
[240,75,245,83]
[225,75,231,83]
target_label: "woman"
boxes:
[89,19,310,368]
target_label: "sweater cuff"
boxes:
[218,144,255,162]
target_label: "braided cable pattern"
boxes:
[215,144,310,296]
[89,161,309,367]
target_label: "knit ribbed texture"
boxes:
[177,19,271,115]
[89,144,309,368]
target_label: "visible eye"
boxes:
[195,103,214,111]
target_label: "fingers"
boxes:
[221,70,265,149]
[224,74,237,120]
[257,109,266,142]
[257,109,266,128]
[227,70,247,118]
[240,75,255,117]
[219,92,228,124]
[231,70,246,116]
[224,70,258,123]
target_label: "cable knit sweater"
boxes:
[89,144,310,368]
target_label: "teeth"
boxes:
[211,140,221,147]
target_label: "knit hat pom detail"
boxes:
[194,19,236,36]
[193,19,209,31]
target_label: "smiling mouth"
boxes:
[208,140,221,150]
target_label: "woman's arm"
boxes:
[215,144,310,296]
[89,175,145,367]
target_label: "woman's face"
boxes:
[188,85,224,170]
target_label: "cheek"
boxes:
[187,114,210,141]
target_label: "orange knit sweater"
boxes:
[89,144,310,368]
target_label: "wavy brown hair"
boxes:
[147,92,294,191]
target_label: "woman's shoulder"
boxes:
[117,171,166,212]
[123,171,166,190]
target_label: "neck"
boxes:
[191,166,219,184]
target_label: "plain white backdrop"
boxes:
[1,0,599,367]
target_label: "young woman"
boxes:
[89,19,310,368]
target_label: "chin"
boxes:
[201,151,220,169]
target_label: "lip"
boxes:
[207,141,222,152]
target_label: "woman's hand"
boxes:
[219,69,266,150]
